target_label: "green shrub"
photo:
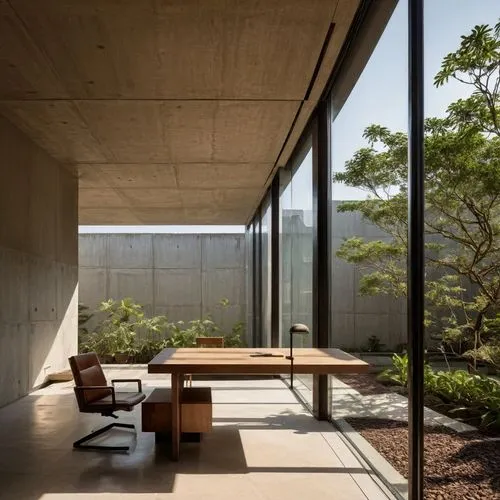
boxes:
[133,315,171,362]
[79,298,153,359]
[78,297,247,362]
[223,320,246,347]
[165,325,198,347]
[432,370,500,427]
[94,298,144,357]
[78,303,93,334]
[223,333,245,347]
[378,353,500,429]
[363,335,385,352]
[378,354,408,386]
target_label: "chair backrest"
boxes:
[196,336,224,348]
[69,353,111,409]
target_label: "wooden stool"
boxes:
[142,387,212,442]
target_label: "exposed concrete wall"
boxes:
[79,234,246,337]
[0,116,78,407]
[281,205,407,351]
[330,202,407,351]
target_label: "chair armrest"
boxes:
[111,379,142,392]
[75,385,116,405]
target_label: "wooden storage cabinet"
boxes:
[142,387,212,434]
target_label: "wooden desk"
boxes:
[148,347,369,460]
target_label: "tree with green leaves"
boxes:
[335,21,500,369]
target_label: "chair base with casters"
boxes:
[69,353,146,453]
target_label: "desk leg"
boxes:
[171,373,182,460]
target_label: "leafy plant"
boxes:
[363,335,385,353]
[187,318,220,337]
[378,354,408,386]
[78,296,247,362]
[135,337,169,363]
[95,298,144,356]
[223,334,245,347]
[432,370,500,428]
[379,354,500,428]
[79,298,151,359]
[78,303,93,334]
[165,324,198,348]
[99,298,144,323]
[78,303,94,353]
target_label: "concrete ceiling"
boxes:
[0,0,359,225]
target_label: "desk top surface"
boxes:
[148,347,369,374]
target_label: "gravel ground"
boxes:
[336,373,389,395]
[338,372,500,499]
[346,418,500,499]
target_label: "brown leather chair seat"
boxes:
[88,392,146,412]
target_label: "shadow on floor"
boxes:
[212,410,325,434]
[0,424,369,497]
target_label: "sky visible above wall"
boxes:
[78,225,246,233]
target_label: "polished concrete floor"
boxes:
[0,368,393,499]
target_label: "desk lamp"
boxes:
[286,323,310,389]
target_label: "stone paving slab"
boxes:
[293,373,476,433]
[0,368,395,500]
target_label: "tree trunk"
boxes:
[469,308,488,372]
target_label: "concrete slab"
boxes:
[56,263,78,322]
[0,246,30,323]
[28,149,58,259]
[56,168,79,265]
[0,115,79,409]
[153,234,202,269]
[155,269,202,307]
[79,234,109,268]
[330,377,477,434]
[0,369,393,500]
[0,323,30,405]
[202,268,245,308]
[108,234,153,269]
[153,305,203,325]
[109,269,154,314]
[0,1,363,225]
[78,267,108,309]
[202,235,245,270]
[28,256,57,322]
[205,304,245,335]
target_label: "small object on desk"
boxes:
[250,352,284,358]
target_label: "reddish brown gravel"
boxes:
[336,373,389,395]
[338,373,500,498]
[346,418,500,499]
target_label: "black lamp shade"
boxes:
[289,323,310,335]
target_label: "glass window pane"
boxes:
[280,145,313,404]
[331,2,408,354]
[281,148,313,348]
[245,223,254,346]
[261,197,272,347]
[329,0,408,489]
